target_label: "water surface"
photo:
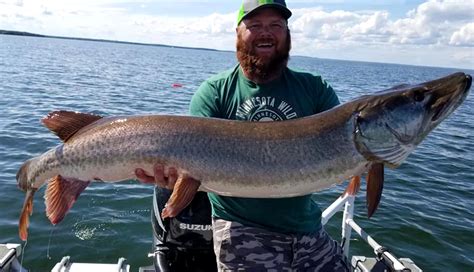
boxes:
[0,35,473,271]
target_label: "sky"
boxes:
[1,0,473,69]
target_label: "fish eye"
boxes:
[413,91,425,102]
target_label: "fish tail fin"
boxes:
[161,175,200,218]
[19,188,36,241]
[44,175,90,225]
[343,176,361,196]
[366,163,384,218]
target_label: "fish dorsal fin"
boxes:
[42,111,103,142]
[366,163,384,218]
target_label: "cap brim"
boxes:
[241,4,292,22]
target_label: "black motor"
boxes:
[151,187,216,272]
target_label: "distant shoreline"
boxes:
[0,29,219,52]
[2,29,471,71]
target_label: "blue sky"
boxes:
[1,0,473,69]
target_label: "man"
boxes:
[137,0,349,270]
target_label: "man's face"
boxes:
[236,8,291,79]
[239,8,288,59]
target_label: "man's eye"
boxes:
[249,25,261,30]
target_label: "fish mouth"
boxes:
[465,74,473,92]
[430,74,471,123]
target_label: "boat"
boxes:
[1,187,422,271]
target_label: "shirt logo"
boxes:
[236,96,298,121]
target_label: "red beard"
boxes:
[236,30,291,81]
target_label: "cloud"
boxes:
[193,13,235,34]
[289,0,474,47]
[450,23,474,47]
[291,8,361,39]
[283,0,474,69]
[408,0,474,24]
[388,0,474,45]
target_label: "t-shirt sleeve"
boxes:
[314,76,340,112]
[189,80,221,118]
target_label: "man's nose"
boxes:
[257,25,275,37]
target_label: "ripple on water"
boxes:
[74,222,101,241]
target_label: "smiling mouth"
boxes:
[256,42,274,49]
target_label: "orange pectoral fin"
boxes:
[342,176,361,196]
[44,175,90,225]
[161,175,200,219]
[366,163,384,218]
[19,188,37,241]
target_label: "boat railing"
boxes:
[321,193,422,271]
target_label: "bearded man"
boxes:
[137,0,350,271]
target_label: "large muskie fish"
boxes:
[17,72,471,240]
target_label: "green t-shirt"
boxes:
[189,64,340,234]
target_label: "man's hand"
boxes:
[135,164,178,190]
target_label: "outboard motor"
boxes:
[151,187,216,272]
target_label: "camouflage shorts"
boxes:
[212,218,349,272]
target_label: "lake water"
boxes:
[0,34,473,271]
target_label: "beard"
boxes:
[236,29,291,81]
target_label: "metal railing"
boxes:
[321,194,416,271]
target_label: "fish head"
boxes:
[354,72,471,167]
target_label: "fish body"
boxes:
[22,114,367,197]
[16,72,472,240]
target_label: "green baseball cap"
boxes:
[237,0,292,25]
